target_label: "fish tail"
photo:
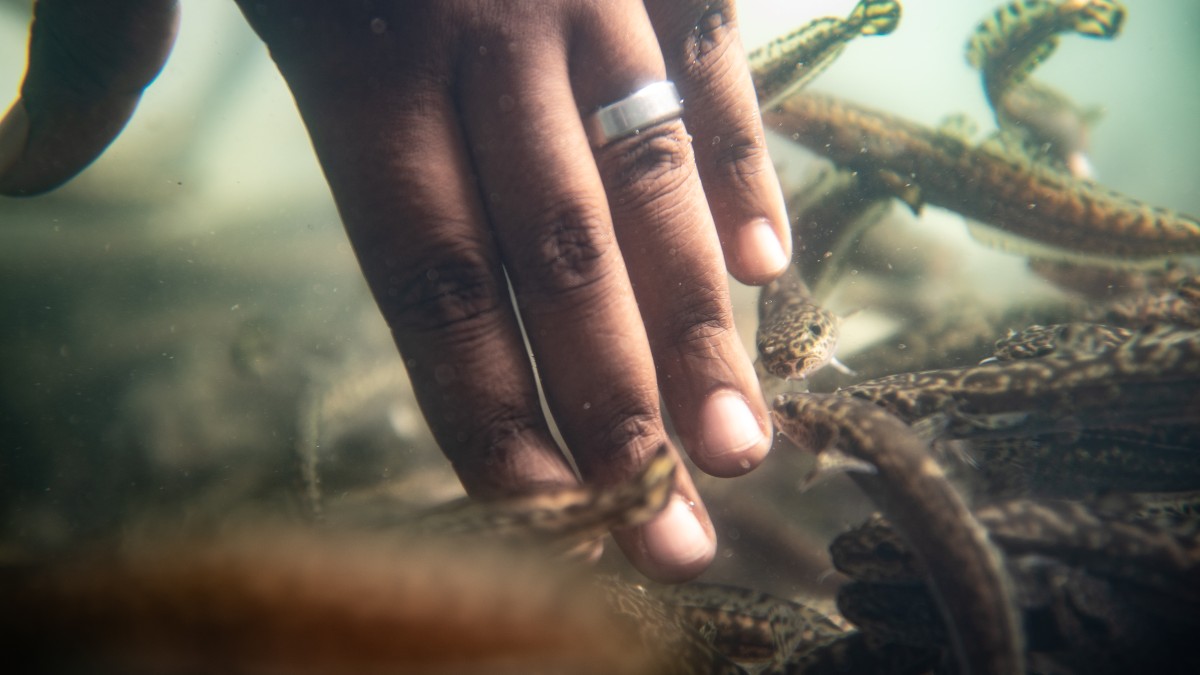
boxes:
[847,0,902,37]
[1072,0,1125,38]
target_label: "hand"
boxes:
[1,0,792,582]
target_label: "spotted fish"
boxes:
[400,444,677,553]
[755,268,849,380]
[772,393,1025,675]
[749,0,901,110]
[967,0,1126,119]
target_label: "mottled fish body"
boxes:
[967,0,1125,121]
[756,270,842,380]
[750,0,900,109]
[764,92,1200,262]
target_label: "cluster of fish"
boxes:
[757,0,1200,673]
[2,1,1197,674]
[0,446,924,674]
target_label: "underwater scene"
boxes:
[1,0,1198,672]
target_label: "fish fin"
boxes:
[799,448,877,491]
[1072,1,1125,38]
[910,412,952,442]
[873,169,923,213]
[935,112,979,143]
[933,438,980,470]
[829,356,856,377]
[848,0,902,37]
[837,306,864,321]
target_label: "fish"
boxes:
[755,268,852,381]
[967,0,1125,123]
[997,79,1102,177]
[772,393,1025,675]
[764,92,1200,263]
[749,0,901,110]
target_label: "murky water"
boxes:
[1,1,1197,671]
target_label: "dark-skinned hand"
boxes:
[0,0,791,582]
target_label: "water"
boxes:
[0,1,1197,670]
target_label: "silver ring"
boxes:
[585,81,683,147]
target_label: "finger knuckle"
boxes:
[711,129,771,186]
[666,282,734,350]
[680,0,740,73]
[382,237,504,334]
[593,405,663,469]
[599,123,693,205]
[510,200,616,303]
[473,405,543,454]
[460,409,550,480]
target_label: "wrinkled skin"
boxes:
[0,0,796,581]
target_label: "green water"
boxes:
[0,4,1197,668]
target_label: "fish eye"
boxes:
[808,323,823,336]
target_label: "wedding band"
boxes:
[585,81,683,147]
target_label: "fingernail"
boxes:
[700,390,765,459]
[642,495,712,569]
[739,218,789,278]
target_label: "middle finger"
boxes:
[571,5,772,480]
[455,5,715,580]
